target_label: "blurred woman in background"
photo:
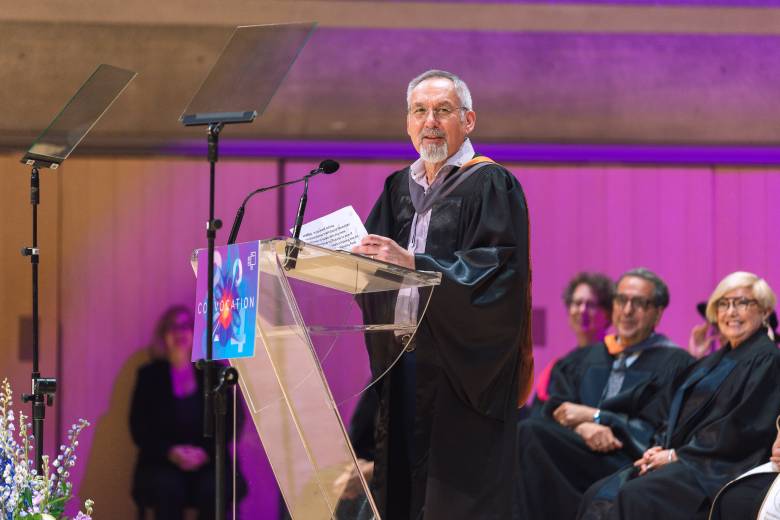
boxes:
[129,305,245,519]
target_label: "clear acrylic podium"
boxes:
[194,238,441,519]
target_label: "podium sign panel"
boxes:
[193,238,440,519]
[193,241,259,361]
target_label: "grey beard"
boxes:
[420,141,448,163]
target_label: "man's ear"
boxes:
[464,110,476,134]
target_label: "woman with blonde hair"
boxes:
[578,271,780,520]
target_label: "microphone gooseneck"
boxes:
[226,159,339,245]
[291,159,338,241]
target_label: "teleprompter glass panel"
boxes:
[22,64,136,167]
[180,23,316,126]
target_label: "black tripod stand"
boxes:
[20,165,57,474]
[17,63,136,476]
[197,122,239,520]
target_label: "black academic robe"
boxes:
[578,329,780,520]
[514,339,692,520]
[362,161,532,520]
[710,472,777,520]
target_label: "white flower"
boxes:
[0,379,93,518]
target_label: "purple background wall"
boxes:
[1,151,779,518]
[3,0,780,517]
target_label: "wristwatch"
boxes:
[593,409,601,424]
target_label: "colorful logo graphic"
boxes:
[193,242,258,361]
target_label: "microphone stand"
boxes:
[291,176,308,242]
[284,176,309,270]
[20,165,57,474]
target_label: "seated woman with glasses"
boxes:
[578,271,780,520]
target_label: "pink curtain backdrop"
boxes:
[18,154,777,518]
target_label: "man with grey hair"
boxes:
[352,70,533,519]
[514,267,692,519]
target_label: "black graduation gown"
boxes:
[578,330,780,520]
[362,161,533,520]
[710,472,777,520]
[514,340,692,519]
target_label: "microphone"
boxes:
[315,159,339,175]
[226,159,340,245]
[290,160,339,242]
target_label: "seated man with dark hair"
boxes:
[514,268,692,519]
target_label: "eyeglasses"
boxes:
[408,104,468,121]
[613,294,655,311]
[715,297,759,313]
[569,299,599,310]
